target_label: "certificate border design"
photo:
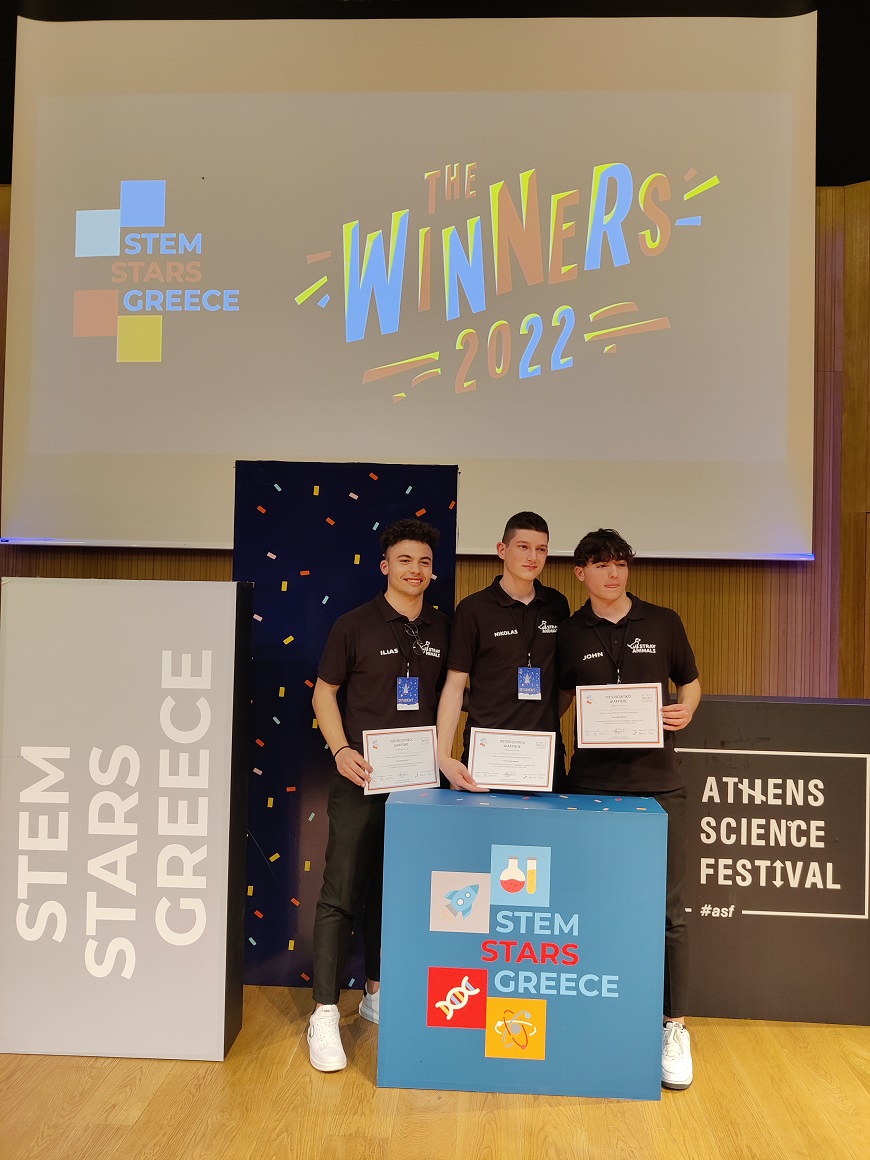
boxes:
[575,682,664,749]
[362,724,440,795]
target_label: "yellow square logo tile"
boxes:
[117,315,163,362]
[484,997,547,1060]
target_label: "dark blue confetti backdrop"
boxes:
[233,461,458,987]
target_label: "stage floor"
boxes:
[1,986,868,1160]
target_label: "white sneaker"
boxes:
[307,1005,347,1072]
[662,1021,693,1090]
[359,985,380,1024]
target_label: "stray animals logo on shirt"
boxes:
[628,638,656,654]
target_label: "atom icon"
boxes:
[494,1009,538,1050]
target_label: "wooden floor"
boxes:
[2,986,869,1160]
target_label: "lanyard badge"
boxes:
[517,666,542,700]
[397,675,420,711]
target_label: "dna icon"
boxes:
[434,975,481,1020]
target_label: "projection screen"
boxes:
[2,14,816,556]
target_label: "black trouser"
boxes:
[311,774,386,1005]
[652,785,689,1020]
[568,784,688,1019]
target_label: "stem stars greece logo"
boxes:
[72,179,239,363]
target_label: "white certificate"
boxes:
[576,682,663,748]
[362,725,440,794]
[468,727,555,791]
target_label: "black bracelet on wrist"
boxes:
[332,745,351,759]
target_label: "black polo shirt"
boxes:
[558,594,699,794]
[318,593,450,750]
[447,577,570,752]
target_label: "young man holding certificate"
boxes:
[437,512,569,792]
[308,519,449,1072]
[557,528,701,1091]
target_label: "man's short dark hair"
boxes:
[573,528,634,568]
[379,519,440,554]
[501,511,549,544]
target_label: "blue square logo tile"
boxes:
[120,180,166,227]
[75,209,121,257]
[490,844,551,907]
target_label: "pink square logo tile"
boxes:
[73,289,119,338]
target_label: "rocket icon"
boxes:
[444,883,479,919]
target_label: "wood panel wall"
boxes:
[842,182,870,697]
[0,185,867,700]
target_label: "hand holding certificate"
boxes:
[362,725,440,794]
[576,682,664,748]
[468,728,556,791]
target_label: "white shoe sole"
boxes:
[662,1073,693,1090]
[309,1054,346,1073]
[359,999,379,1025]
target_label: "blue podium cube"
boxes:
[378,789,667,1099]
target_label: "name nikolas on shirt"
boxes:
[493,618,558,640]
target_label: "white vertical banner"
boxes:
[0,578,245,1060]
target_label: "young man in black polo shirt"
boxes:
[557,528,701,1091]
[308,519,449,1071]
[437,512,569,791]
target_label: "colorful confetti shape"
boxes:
[411,368,442,388]
[257,505,266,514]
[269,853,280,862]
[294,276,328,305]
[684,175,720,200]
[415,508,426,517]
[283,635,295,645]
[362,352,440,384]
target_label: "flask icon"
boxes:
[500,856,526,894]
[526,858,537,895]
